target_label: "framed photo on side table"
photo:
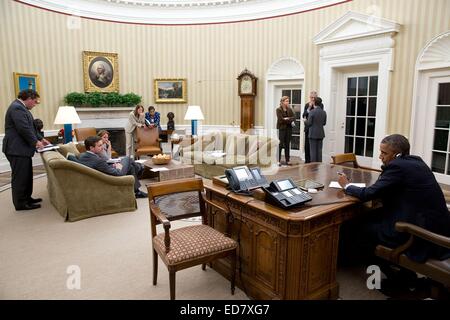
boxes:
[154,78,187,103]
[83,51,119,93]
[13,72,40,97]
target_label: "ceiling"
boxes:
[18,0,346,25]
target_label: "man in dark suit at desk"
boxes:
[338,134,450,289]
[76,136,147,199]
[3,89,50,211]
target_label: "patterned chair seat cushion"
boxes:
[153,224,237,265]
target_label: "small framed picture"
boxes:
[13,72,40,97]
[83,51,119,92]
[154,78,187,103]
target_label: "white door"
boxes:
[336,72,378,166]
[424,76,450,184]
[275,87,302,157]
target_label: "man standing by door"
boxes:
[306,97,327,162]
[3,89,50,211]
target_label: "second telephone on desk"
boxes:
[263,178,312,209]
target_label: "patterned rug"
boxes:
[155,191,202,221]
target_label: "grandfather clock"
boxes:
[237,69,257,132]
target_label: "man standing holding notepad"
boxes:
[3,89,50,211]
[337,134,450,273]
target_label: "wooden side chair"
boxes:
[331,152,382,172]
[375,222,450,297]
[147,177,237,300]
[135,127,162,159]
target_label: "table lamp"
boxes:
[54,106,81,143]
[184,105,204,136]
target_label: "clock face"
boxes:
[240,75,253,94]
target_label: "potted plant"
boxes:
[63,92,142,108]
[64,92,86,107]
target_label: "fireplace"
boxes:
[100,127,126,156]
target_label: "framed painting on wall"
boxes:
[83,51,119,93]
[13,72,40,97]
[154,78,187,103]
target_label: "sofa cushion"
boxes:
[224,134,248,156]
[58,142,81,158]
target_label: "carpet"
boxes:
[155,191,202,221]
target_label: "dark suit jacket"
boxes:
[2,100,39,157]
[306,107,327,139]
[302,102,323,133]
[77,152,127,176]
[345,155,450,262]
[276,107,294,129]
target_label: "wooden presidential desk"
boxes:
[204,163,381,300]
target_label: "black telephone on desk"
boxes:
[263,178,312,209]
[225,166,268,194]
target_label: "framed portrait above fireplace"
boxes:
[83,51,119,93]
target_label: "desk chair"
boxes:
[135,127,162,159]
[147,177,237,300]
[331,153,381,172]
[375,222,450,297]
[74,127,118,157]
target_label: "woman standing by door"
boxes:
[125,105,145,157]
[276,96,295,165]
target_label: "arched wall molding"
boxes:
[16,0,349,25]
[416,31,450,71]
[410,30,450,184]
[265,57,305,139]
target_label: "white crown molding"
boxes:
[313,10,400,45]
[17,0,347,25]
[416,31,450,71]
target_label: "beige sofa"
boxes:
[41,146,137,222]
[179,131,279,179]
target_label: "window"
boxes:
[344,76,378,157]
[281,89,302,151]
[431,82,450,174]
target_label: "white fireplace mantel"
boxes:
[75,107,133,128]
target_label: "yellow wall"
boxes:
[1,0,449,134]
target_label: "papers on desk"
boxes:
[150,167,169,172]
[134,159,147,164]
[36,144,60,153]
[329,181,366,189]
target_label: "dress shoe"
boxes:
[135,191,148,199]
[16,203,41,211]
[28,197,42,204]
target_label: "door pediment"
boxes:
[313,11,400,45]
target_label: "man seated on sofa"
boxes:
[75,136,147,199]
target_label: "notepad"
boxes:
[36,145,60,153]
[107,158,122,164]
[329,181,366,189]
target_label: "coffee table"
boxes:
[143,159,194,182]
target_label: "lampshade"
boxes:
[54,106,81,125]
[184,105,204,120]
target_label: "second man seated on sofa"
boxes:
[77,136,147,199]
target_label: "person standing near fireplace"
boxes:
[125,105,145,157]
